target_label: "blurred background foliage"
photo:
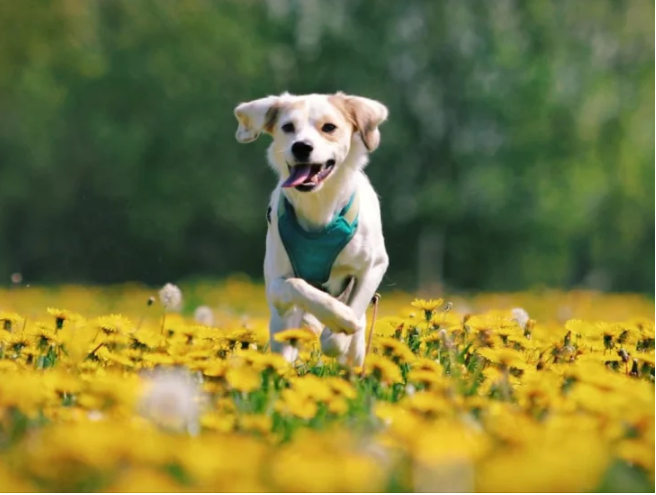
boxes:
[0,0,653,293]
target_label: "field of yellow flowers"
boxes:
[0,277,654,492]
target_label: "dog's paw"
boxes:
[320,328,350,357]
[329,307,361,335]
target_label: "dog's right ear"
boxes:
[234,96,281,143]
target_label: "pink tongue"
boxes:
[282,164,313,188]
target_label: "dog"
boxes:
[233,92,389,367]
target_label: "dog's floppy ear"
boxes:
[234,96,281,143]
[334,93,389,151]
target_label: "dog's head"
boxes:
[234,92,388,193]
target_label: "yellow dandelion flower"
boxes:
[140,352,176,366]
[225,328,260,349]
[402,391,450,418]
[214,397,237,414]
[184,345,214,360]
[238,414,272,435]
[633,352,655,367]
[411,298,444,311]
[226,366,261,393]
[0,311,24,332]
[371,316,406,337]
[105,468,185,493]
[200,412,236,433]
[102,350,135,367]
[374,401,408,425]
[412,357,443,374]
[407,369,451,392]
[0,463,36,492]
[565,318,591,336]
[97,332,130,347]
[46,308,83,329]
[373,336,415,363]
[290,375,333,402]
[230,348,262,368]
[324,377,357,399]
[480,367,518,397]
[175,324,210,343]
[636,320,655,337]
[5,333,35,353]
[615,439,655,473]
[42,371,83,397]
[131,329,165,350]
[30,324,62,348]
[477,347,526,370]
[0,374,53,412]
[76,360,100,374]
[186,359,219,376]
[257,353,292,375]
[420,331,444,344]
[476,435,609,492]
[469,315,524,345]
[0,360,20,372]
[275,389,318,420]
[326,396,349,415]
[273,328,317,348]
[94,314,133,335]
[411,298,444,321]
[363,354,403,384]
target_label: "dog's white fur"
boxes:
[234,92,389,367]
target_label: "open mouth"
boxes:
[282,160,336,192]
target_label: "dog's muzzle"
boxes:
[282,160,336,192]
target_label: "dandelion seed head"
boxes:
[158,283,183,312]
[193,305,214,327]
[139,368,205,435]
[511,307,530,330]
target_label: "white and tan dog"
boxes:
[234,92,389,367]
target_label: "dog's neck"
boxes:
[281,156,364,232]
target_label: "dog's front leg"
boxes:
[320,254,389,367]
[268,277,361,334]
[268,305,303,362]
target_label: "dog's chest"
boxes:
[273,192,363,291]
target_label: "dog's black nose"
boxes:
[291,141,313,161]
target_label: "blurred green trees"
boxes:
[0,0,653,292]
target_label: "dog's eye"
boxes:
[322,123,337,133]
[281,123,295,133]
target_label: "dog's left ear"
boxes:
[334,93,389,152]
[234,96,281,143]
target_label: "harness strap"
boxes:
[274,191,360,227]
[270,191,360,289]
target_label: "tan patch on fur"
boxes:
[287,100,306,112]
[328,95,356,128]
[329,93,378,150]
[316,112,351,143]
[263,104,280,133]
[267,100,304,134]
[236,111,251,128]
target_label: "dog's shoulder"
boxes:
[351,173,382,226]
[265,188,283,225]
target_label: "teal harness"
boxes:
[268,193,359,289]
